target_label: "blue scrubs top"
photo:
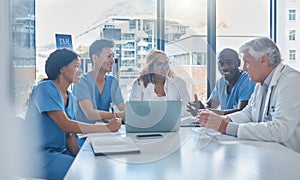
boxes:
[208,71,256,109]
[21,80,75,179]
[72,72,124,124]
[95,75,122,111]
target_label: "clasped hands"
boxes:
[197,109,229,134]
[187,94,229,134]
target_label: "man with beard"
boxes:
[187,48,256,116]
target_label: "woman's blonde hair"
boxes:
[137,49,175,87]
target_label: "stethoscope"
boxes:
[265,86,274,119]
[265,65,285,119]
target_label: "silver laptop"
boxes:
[125,100,182,133]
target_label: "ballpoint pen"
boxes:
[110,103,118,118]
[110,103,124,125]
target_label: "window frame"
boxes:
[289,9,296,21]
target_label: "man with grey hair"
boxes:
[197,37,300,153]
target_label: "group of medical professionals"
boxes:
[19,37,300,179]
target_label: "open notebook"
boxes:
[88,136,140,156]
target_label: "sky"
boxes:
[36,0,269,49]
[36,0,123,48]
[35,0,269,77]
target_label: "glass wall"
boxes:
[165,0,208,101]
[9,0,279,114]
[216,0,270,79]
[34,0,209,102]
[36,0,158,101]
[12,0,275,113]
[11,0,36,116]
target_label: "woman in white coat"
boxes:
[129,49,190,117]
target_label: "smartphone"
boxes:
[136,134,163,139]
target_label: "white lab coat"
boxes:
[228,63,300,153]
[129,76,190,117]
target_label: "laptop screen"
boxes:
[125,100,182,133]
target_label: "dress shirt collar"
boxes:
[262,69,275,88]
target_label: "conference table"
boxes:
[64,126,300,180]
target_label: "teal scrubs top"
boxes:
[21,80,75,179]
[208,71,256,109]
[72,72,124,124]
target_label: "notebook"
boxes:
[125,100,182,133]
[88,135,140,156]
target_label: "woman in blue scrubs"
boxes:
[20,48,122,180]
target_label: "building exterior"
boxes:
[86,16,211,100]
[80,16,190,100]
[277,0,300,70]
[99,16,188,68]
[12,14,36,116]
[165,35,208,100]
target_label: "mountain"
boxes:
[92,0,206,29]
[93,0,155,26]
[75,0,207,45]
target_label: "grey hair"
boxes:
[239,37,282,66]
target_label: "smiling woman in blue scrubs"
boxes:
[20,49,122,179]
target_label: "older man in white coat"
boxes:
[197,37,300,153]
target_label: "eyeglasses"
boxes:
[154,61,170,69]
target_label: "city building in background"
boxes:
[99,16,188,68]
[277,0,300,70]
[12,0,36,116]
[12,0,300,113]
[78,16,192,100]
[166,35,208,100]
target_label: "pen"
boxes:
[110,103,118,118]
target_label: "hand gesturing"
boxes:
[186,94,205,116]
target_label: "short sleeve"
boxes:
[111,77,124,106]
[32,81,64,113]
[237,74,256,102]
[72,74,92,101]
